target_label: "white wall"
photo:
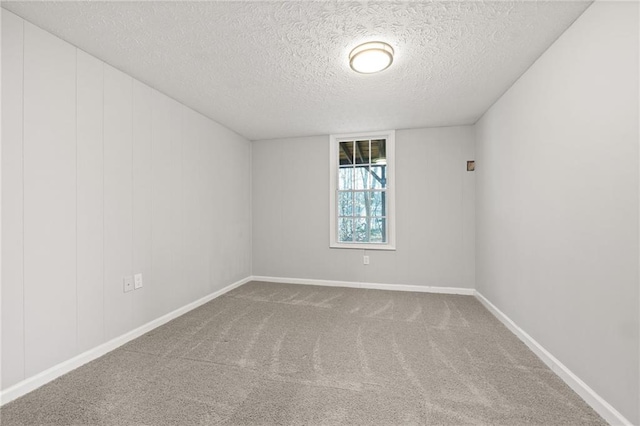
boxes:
[475,1,639,423]
[252,126,475,288]
[1,11,252,390]
[3,2,637,423]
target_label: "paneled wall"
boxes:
[2,7,26,388]
[1,11,252,389]
[22,13,78,379]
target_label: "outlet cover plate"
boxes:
[134,273,143,289]
[124,276,134,293]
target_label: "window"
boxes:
[329,130,396,250]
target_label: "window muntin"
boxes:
[330,131,395,250]
[337,139,387,243]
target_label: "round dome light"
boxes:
[349,41,394,74]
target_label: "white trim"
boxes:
[0,275,252,406]
[328,242,396,251]
[2,275,628,426]
[250,278,629,424]
[475,291,632,426]
[329,130,396,251]
[251,275,474,295]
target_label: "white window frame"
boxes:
[329,130,396,250]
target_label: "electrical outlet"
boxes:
[363,255,370,265]
[123,276,134,293]
[134,273,143,289]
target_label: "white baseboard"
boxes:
[2,276,629,426]
[0,276,252,406]
[250,275,475,295]
[475,291,632,426]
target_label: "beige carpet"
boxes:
[1,281,604,425]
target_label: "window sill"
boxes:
[329,242,396,251]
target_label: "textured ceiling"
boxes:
[3,1,592,140]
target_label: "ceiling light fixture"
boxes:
[349,41,394,74]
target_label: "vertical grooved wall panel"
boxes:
[181,110,201,298]
[1,10,25,389]
[192,112,211,297]
[168,100,183,310]
[76,50,104,352]
[131,80,152,328]
[150,90,173,320]
[103,65,133,340]
[23,22,77,377]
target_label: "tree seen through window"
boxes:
[337,139,387,243]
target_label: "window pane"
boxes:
[338,218,354,242]
[371,165,386,189]
[338,191,353,216]
[339,167,354,190]
[354,192,367,217]
[354,218,368,242]
[354,166,369,190]
[355,140,369,165]
[331,132,393,248]
[370,218,386,243]
[371,139,386,165]
[370,191,385,216]
[339,141,354,166]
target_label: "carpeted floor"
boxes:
[1,281,604,425]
